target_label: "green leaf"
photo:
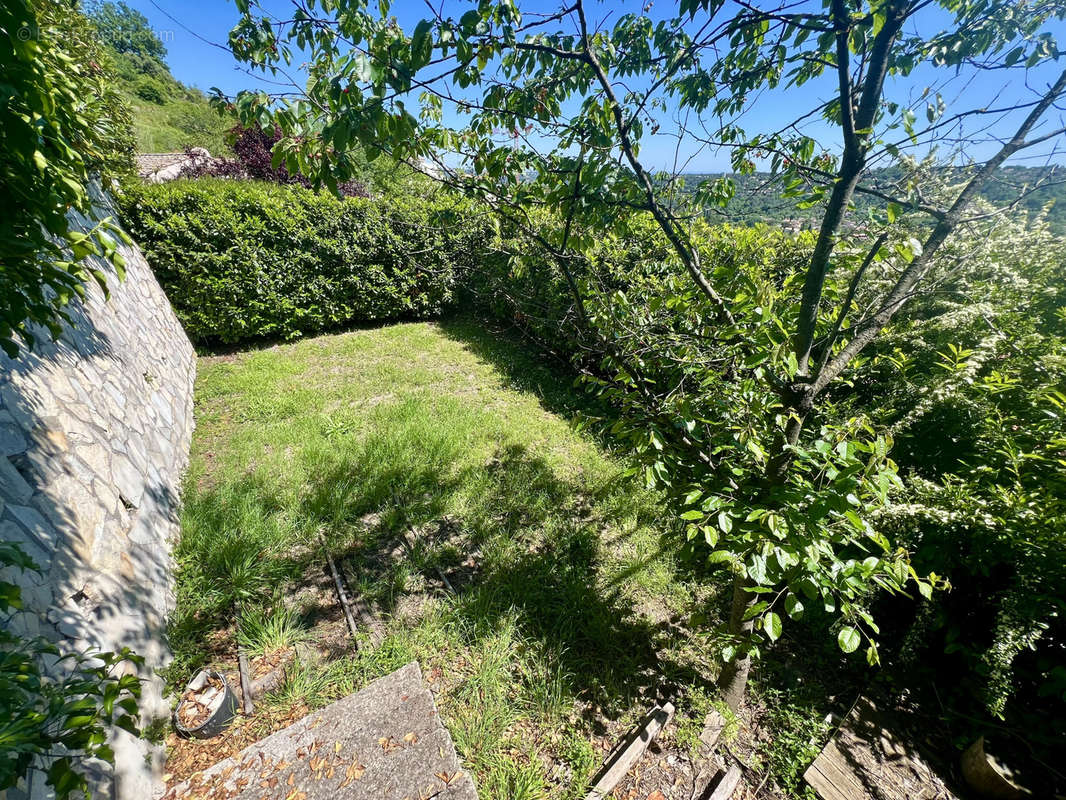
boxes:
[717,511,733,533]
[866,645,880,666]
[838,626,861,653]
[764,612,782,642]
[411,19,433,68]
[748,554,768,584]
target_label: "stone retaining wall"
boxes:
[0,185,196,799]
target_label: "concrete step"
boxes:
[163,661,477,800]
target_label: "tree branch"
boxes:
[571,0,736,326]
[813,68,1066,395]
[792,0,912,378]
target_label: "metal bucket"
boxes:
[173,668,238,739]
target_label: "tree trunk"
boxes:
[718,571,757,712]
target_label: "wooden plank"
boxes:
[817,741,868,790]
[804,696,957,800]
[585,702,675,800]
[705,765,743,800]
[698,709,726,756]
[805,748,866,800]
[237,647,254,713]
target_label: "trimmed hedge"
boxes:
[465,211,815,362]
[119,179,492,344]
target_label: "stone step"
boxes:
[163,661,477,800]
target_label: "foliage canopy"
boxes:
[0,0,134,357]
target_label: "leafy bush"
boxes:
[178,124,369,197]
[466,212,814,368]
[1,0,134,356]
[133,77,165,104]
[853,209,1066,731]
[119,179,493,344]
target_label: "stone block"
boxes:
[0,456,34,502]
[127,514,157,546]
[163,662,478,800]
[0,380,40,430]
[7,505,58,554]
[90,530,126,577]
[44,473,106,533]
[0,518,51,573]
[29,421,68,453]
[20,581,55,613]
[150,391,173,426]
[0,417,28,456]
[75,444,111,481]
[111,453,143,509]
[47,602,88,640]
[104,379,127,410]
[48,370,79,404]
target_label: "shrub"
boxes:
[465,211,814,364]
[178,124,369,197]
[1,0,134,356]
[119,179,493,344]
[133,77,165,104]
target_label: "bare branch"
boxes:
[814,68,1066,395]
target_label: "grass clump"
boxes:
[236,603,308,658]
[675,688,739,760]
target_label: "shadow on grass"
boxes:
[304,433,692,721]
[437,314,609,428]
[437,314,732,592]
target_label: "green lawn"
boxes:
[169,318,739,799]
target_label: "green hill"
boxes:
[88,1,232,154]
[679,166,1066,235]
[113,51,232,154]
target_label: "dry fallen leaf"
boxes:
[338,762,366,787]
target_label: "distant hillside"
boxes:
[112,51,232,155]
[678,166,1066,235]
[88,1,232,154]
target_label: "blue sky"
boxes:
[127,0,1066,170]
